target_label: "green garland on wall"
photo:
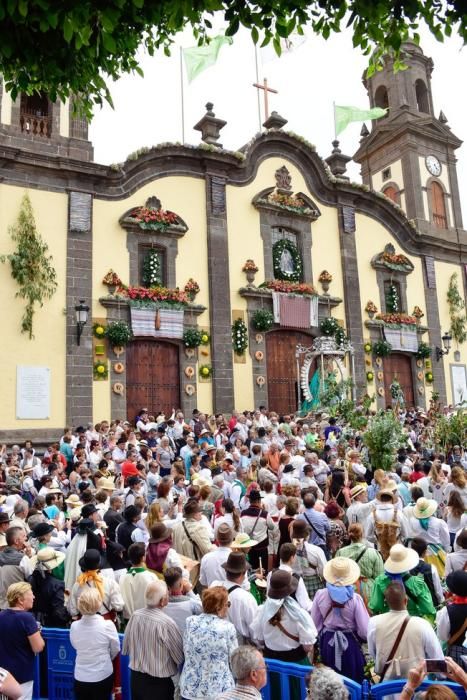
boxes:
[142,249,162,287]
[0,193,57,339]
[447,273,467,344]
[272,239,302,282]
[232,318,248,355]
[385,283,400,313]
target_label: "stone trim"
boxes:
[375,270,409,315]
[422,254,447,404]
[126,230,179,288]
[258,209,313,283]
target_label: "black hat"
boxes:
[78,548,103,571]
[32,522,54,538]
[268,570,298,599]
[222,552,248,575]
[283,464,294,474]
[0,513,10,524]
[81,504,98,518]
[446,570,467,597]
[248,489,261,502]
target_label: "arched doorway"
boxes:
[126,340,180,421]
[383,353,415,408]
[266,330,314,415]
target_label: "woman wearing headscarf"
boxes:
[311,557,369,683]
[407,497,450,576]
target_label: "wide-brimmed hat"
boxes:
[217,524,233,546]
[384,543,419,574]
[231,532,258,549]
[2,495,18,515]
[79,548,104,571]
[0,512,10,524]
[69,507,82,522]
[446,570,467,597]
[350,484,367,500]
[323,557,360,586]
[222,552,248,575]
[22,465,34,473]
[150,522,171,543]
[65,494,83,508]
[377,480,399,499]
[413,497,437,519]
[97,477,116,491]
[32,522,55,538]
[268,570,298,599]
[81,504,98,518]
[30,546,65,572]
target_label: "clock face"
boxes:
[425,155,442,177]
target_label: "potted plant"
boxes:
[412,306,424,323]
[372,339,392,357]
[242,259,259,286]
[319,317,339,336]
[183,328,203,348]
[416,342,432,360]
[318,270,333,294]
[102,270,122,296]
[251,309,274,331]
[184,278,200,302]
[365,300,378,320]
[105,321,133,348]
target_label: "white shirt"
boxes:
[120,569,158,618]
[251,603,317,651]
[199,546,231,586]
[445,549,467,576]
[210,579,258,642]
[407,516,451,552]
[70,614,120,682]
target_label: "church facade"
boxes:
[0,42,466,441]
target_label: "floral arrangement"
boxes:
[366,371,374,382]
[183,328,203,348]
[199,364,213,379]
[93,360,108,380]
[375,313,417,326]
[374,245,414,272]
[266,191,311,214]
[105,321,132,347]
[318,270,333,283]
[142,250,162,288]
[184,279,200,299]
[272,239,302,282]
[92,322,106,339]
[412,306,424,320]
[385,283,400,313]
[425,371,434,384]
[242,259,259,273]
[251,309,274,331]
[416,342,432,360]
[320,317,339,336]
[364,341,372,353]
[102,269,122,286]
[335,326,348,348]
[200,331,210,345]
[262,280,316,296]
[382,251,411,267]
[232,318,248,355]
[372,339,392,357]
[365,301,378,314]
[130,206,178,231]
[121,285,189,305]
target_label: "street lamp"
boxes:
[435,331,452,362]
[75,299,89,346]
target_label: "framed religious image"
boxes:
[450,364,467,406]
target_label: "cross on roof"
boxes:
[252,77,278,121]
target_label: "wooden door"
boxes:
[383,353,415,408]
[126,340,180,422]
[266,330,314,416]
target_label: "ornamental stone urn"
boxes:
[320,279,330,294]
[246,270,256,286]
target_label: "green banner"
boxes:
[183,35,233,83]
[334,105,387,135]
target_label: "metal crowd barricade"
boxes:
[370,679,465,700]
[261,659,362,700]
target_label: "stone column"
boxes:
[66,192,93,427]
[422,255,447,404]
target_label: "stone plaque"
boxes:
[424,256,436,289]
[69,191,92,232]
[342,206,355,233]
[16,366,50,419]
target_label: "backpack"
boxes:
[373,505,399,561]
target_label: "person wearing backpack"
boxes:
[369,543,436,622]
[365,481,408,560]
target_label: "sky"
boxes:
[89,24,467,219]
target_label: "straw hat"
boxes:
[377,480,399,499]
[97,477,116,491]
[350,484,367,500]
[384,543,419,574]
[323,557,360,586]
[413,497,437,520]
[30,546,65,572]
[231,532,258,549]
[65,494,83,508]
[69,507,82,522]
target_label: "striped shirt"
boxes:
[219,685,262,699]
[122,607,183,677]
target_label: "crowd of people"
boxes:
[0,404,465,700]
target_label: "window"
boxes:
[431,182,447,229]
[382,185,400,205]
[384,280,403,313]
[382,168,391,182]
[139,246,166,287]
[375,86,389,113]
[19,92,51,136]
[415,79,429,113]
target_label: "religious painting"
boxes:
[450,364,467,406]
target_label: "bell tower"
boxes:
[353,41,463,236]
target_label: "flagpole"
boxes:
[179,47,186,143]
[333,101,337,141]
[254,44,262,131]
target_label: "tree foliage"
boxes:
[0,194,57,339]
[363,410,404,471]
[0,0,465,118]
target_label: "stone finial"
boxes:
[439,110,448,124]
[193,102,226,147]
[325,140,351,179]
[360,123,370,139]
[263,110,288,130]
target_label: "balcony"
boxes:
[19,112,52,137]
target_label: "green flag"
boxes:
[334,105,387,136]
[183,35,233,83]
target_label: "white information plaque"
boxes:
[16,366,51,419]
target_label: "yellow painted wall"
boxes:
[373,159,403,191]
[0,185,68,428]
[0,81,12,125]
[92,175,212,416]
[435,260,467,405]
[226,156,344,408]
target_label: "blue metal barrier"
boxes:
[262,658,362,700]
[371,679,465,699]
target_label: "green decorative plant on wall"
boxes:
[372,339,392,357]
[105,321,133,346]
[385,283,400,313]
[0,194,57,339]
[416,342,432,360]
[251,309,274,331]
[447,273,467,344]
[232,318,248,355]
[142,249,162,287]
[183,328,203,348]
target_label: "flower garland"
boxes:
[376,312,417,327]
[130,206,178,231]
[272,239,302,282]
[385,283,400,313]
[262,280,316,295]
[199,364,213,379]
[232,318,248,355]
[92,322,106,339]
[142,250,162,287]
[260,191,313,215]
[121,284,189,305]
[93,360,108,380]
